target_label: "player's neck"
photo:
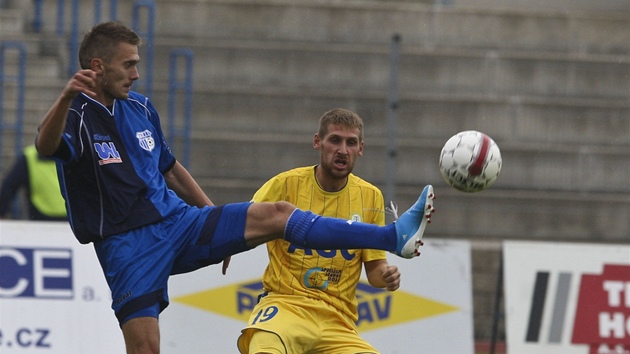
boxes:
[314,165,347,192]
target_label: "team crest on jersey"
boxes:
[94,142,122,165]
[350,213,362,223]
[136,130,155,152]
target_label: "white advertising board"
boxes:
[503,240,630,354]
[0,220,473,353]
[0,221,125,353]
[161,239,474,354]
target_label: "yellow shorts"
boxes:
[237,293,379,354]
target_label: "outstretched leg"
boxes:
[243,185,436,259]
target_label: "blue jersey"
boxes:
[49,91,184,244]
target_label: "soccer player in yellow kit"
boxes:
[238,108,418,354]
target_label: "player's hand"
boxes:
[63,70,97,100]
[221,256,231,275]
[381,265,400,291]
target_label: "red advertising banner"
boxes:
[504,241,630,354]
[573,264,630,354]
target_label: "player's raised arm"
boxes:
[36,70,97,156]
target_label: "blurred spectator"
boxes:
[0,145,67,221]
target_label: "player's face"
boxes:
[314,123,363,186]
[98,42,140,105]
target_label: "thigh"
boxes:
[94,223,173,322]
[238,295,321,354]
[317,318,379,354]
[172,202,252,274]
[244,330,286,354]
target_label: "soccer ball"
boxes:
[439,130,502,193]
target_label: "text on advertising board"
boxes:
[572,264,630,354]
[0,247,73,299]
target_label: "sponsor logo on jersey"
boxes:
[94,142,122,165]
[136,130,155,152]
[304,268,330,289]
[173,279,458,331]
[287,246,355,261]
[93,134,111,141]
[0,247,73,299]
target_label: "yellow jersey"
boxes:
[252,165,386,321]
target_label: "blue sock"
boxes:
[284,209,396,252]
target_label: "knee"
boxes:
[262,201,296,227]
[272,201,296,216]
[250,201,295,223]
[244,201,297,246]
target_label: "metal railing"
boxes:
[168,48,194,169]
[132,0,155,98]
[33,0,119,34]
[93,0,119,24]
[32,0,155,87]
[0,41,26,175]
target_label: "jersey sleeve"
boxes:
[251,176,284,203]
[144,97,176,173]
[50,108,83,164]
[40,97,96,164]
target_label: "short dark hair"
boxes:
[78,21,141,69]
[318,108,364,142]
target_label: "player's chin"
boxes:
[332,169,351,180]
[119,86,132,98]
[116,91,130,100]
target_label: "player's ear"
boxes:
[358,141,364,156]
[313,134,321,150]
[91,58,104,73]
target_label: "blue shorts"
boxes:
[93,202,252,325]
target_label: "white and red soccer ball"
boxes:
[439,130,502,193]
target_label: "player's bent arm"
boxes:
[364,260,400,291]
[36,95,74,156]
[163,161,214,207]
[37,70,97,156]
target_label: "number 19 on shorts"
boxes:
[251,306,278,325]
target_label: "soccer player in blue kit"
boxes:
[35,21,436,354]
